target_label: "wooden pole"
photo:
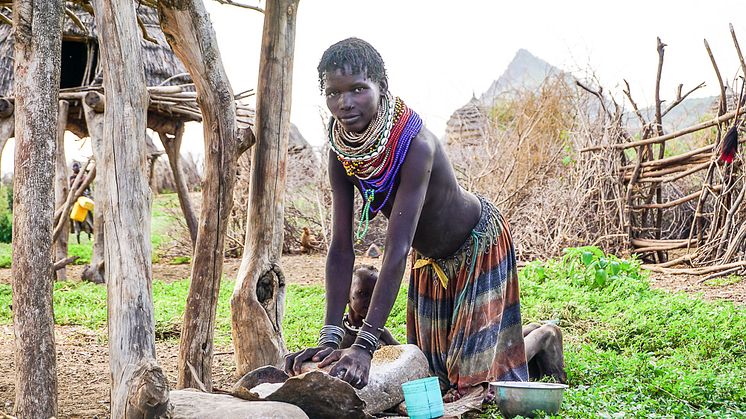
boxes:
[82,101,106,284]
[231,0,299,376]
[54,100,70,281]
[91,0,169,415]
[158,124,198,247]
[10,0,62,416]
[158,0,240,390]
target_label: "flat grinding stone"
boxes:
[169,389,308,419]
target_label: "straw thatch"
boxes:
[445,96,490,147]
[0,3,204,140]
[0,4,191,97]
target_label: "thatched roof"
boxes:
[445,96,490,146]
[0,3,191,97]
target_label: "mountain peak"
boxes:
[480,49,563,105]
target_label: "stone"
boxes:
[365,243,381,258]
[235,344,430,417]
[169,389,308,419]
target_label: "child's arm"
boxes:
[378,327,400,346]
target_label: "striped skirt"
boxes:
[407,196,528,392]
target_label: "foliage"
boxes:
[0,183,12,243]
[516,247,745,417]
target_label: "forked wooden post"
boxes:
[231,0,299,376]
[11,0,62,416]
[90,0,169,415]
[159,0,240,390]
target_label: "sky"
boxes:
[3,0,746,171]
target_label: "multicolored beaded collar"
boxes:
[329,92,423,241]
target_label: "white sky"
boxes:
[3,0,746,172]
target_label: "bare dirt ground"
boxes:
[0,254,742,418]
[647,271,746,305]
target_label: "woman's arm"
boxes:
[285,151,356,375]
[320,133,435,387]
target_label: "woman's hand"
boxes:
[318,346,373,389]
[283,346,336,376]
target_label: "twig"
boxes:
[697,267,742,284]
[64,7,87,34]
[730,23,746,80]
[211,0,264,12]
[704,38,727,116]
[581,107,746,152]
[186,361,208,392]
[661,82,706,118]
[137,15,158,44]
[53,256,80,271]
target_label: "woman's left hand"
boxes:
[317,346,372,389]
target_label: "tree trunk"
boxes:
[158,123,198,247]
[54,100,69,281]
[158,0,239,391]
[10,0,62,416]
[82,99,105,284]
[231,0,299,376]
[91,0,169,416]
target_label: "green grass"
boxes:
[0,247,743,417]
[0,193,183,268]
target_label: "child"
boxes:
[340,265,399,349]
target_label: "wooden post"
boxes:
[158,0,239,390]
[231,0,299,376]
[90,0,169,416]
[158,123,198,247]
[82,98,106,284]
[54,100,70,280]
[11,0,62,416]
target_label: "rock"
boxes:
[169,389,308,419]
[236,344,430,417]
[365,244,381,258]
[266,371,369,419]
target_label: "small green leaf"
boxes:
[610,261,621,275]
[595,269,608,287]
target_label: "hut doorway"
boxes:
[60,39,97,88]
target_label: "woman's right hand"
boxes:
[283,346,336,376]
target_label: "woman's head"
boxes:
[318,38,388,133]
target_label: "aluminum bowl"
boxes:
[490,381,568,418]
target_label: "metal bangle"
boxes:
[362,319,384,333]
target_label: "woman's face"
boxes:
[324,66,384,133]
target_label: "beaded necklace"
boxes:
[329,92,423,241]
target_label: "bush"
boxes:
[0,184,11,243]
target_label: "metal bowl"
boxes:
[490,381,568,418]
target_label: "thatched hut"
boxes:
[445,96,490,147]
[0,4,199,139]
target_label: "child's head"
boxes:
[349,264,378,317]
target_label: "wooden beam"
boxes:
[84,91,105,113]
[0,98,14,118]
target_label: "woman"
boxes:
[284,38,528,400]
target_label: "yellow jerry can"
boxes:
[70,201,89,222]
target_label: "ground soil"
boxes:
[0,253,742,418]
